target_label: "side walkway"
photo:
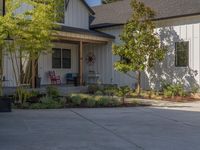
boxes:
[133,98,200,112]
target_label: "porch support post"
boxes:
[79,41,83,86]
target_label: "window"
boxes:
[52,48,61,68]
[52,48,71,69]
[62,49,71,68]
[175,41,189,67]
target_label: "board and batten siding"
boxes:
[98,26,141,88]
[83,42,113,84]
[14,0,90,29]
[64,0,90,29]
[98,15,200,90]
[38,43,79,85]
[3,53,20,87]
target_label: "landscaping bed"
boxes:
[13,86,150,110]
[13,82,200,110]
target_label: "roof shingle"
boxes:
[91,0,200,28]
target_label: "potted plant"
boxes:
[0,96,12,112]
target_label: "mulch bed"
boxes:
[131,95,200,103]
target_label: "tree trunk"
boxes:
[0,48,3,96]
[137,71,141,96]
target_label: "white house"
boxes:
[2,0,200,91]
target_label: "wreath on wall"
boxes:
[86,52,96,65]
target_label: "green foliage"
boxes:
[0,0,63,99]
[103,86,118,96]
[30,96,64,109]
[95,90,104,96]
[97,97,120,107]
[15,88,32,104]
[116,86,131,103]
[68,94,120,107]
[113,0,167,94]
[46,86,60,98]
[163,83,186,97]
[191,85,199,94]
[70,95,82,106]
[88,85,99,94]
[85,97,96,107]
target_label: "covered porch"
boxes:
[36,26,115,87]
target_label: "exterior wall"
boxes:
[83,42,113,85]
[98,15,200,90]
[98,26,142,88]
[38,42,79,85]
[3,52,20,87]
[64,0,90,29]
[15,0,90,29]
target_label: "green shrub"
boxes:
[95,90,104,96]
[85,97,96,107]
[191,85,199,94]
[15,88,32,104]
[116,86,131,104]
[88,85,99,94]
[20,103,30,109]
[97,97,110,106]
[27,96,64,109]
[70,95,82,106]
[97,97,120,107]
[29,103,44,109]
[46,86,60,98]
[163,83,186,97]
[104,88,116,96]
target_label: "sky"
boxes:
[85,0,102,6]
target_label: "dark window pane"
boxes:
[52,48,61,68]
[62,49,71,68]
[175,42,189,67]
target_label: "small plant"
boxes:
[15,88,32,104]
[191,85,199,94]
[97,97,110,106]
[95,90,104,96]
[30,96,64,109]
[88,85,99,94]
[70,95,82,106]
[46,86,60,98]
[116,86,131,104]
[85,97,96,107]
[103,87,117,97]
[163,83,186,98]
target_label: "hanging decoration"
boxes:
[86,52,96,65]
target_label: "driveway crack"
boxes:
[70,109,144,150]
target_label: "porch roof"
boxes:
[54,26,115,43]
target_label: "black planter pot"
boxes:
[0,97,12,112]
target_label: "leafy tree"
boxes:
[113,0,166,95]
[102,0,121,4]
[0,0,63,101]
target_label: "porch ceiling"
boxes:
[53,26,115,44]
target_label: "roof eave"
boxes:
[81,0,95,15]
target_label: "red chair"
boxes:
[48,71,61,85]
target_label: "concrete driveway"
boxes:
[1,106,200,150]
